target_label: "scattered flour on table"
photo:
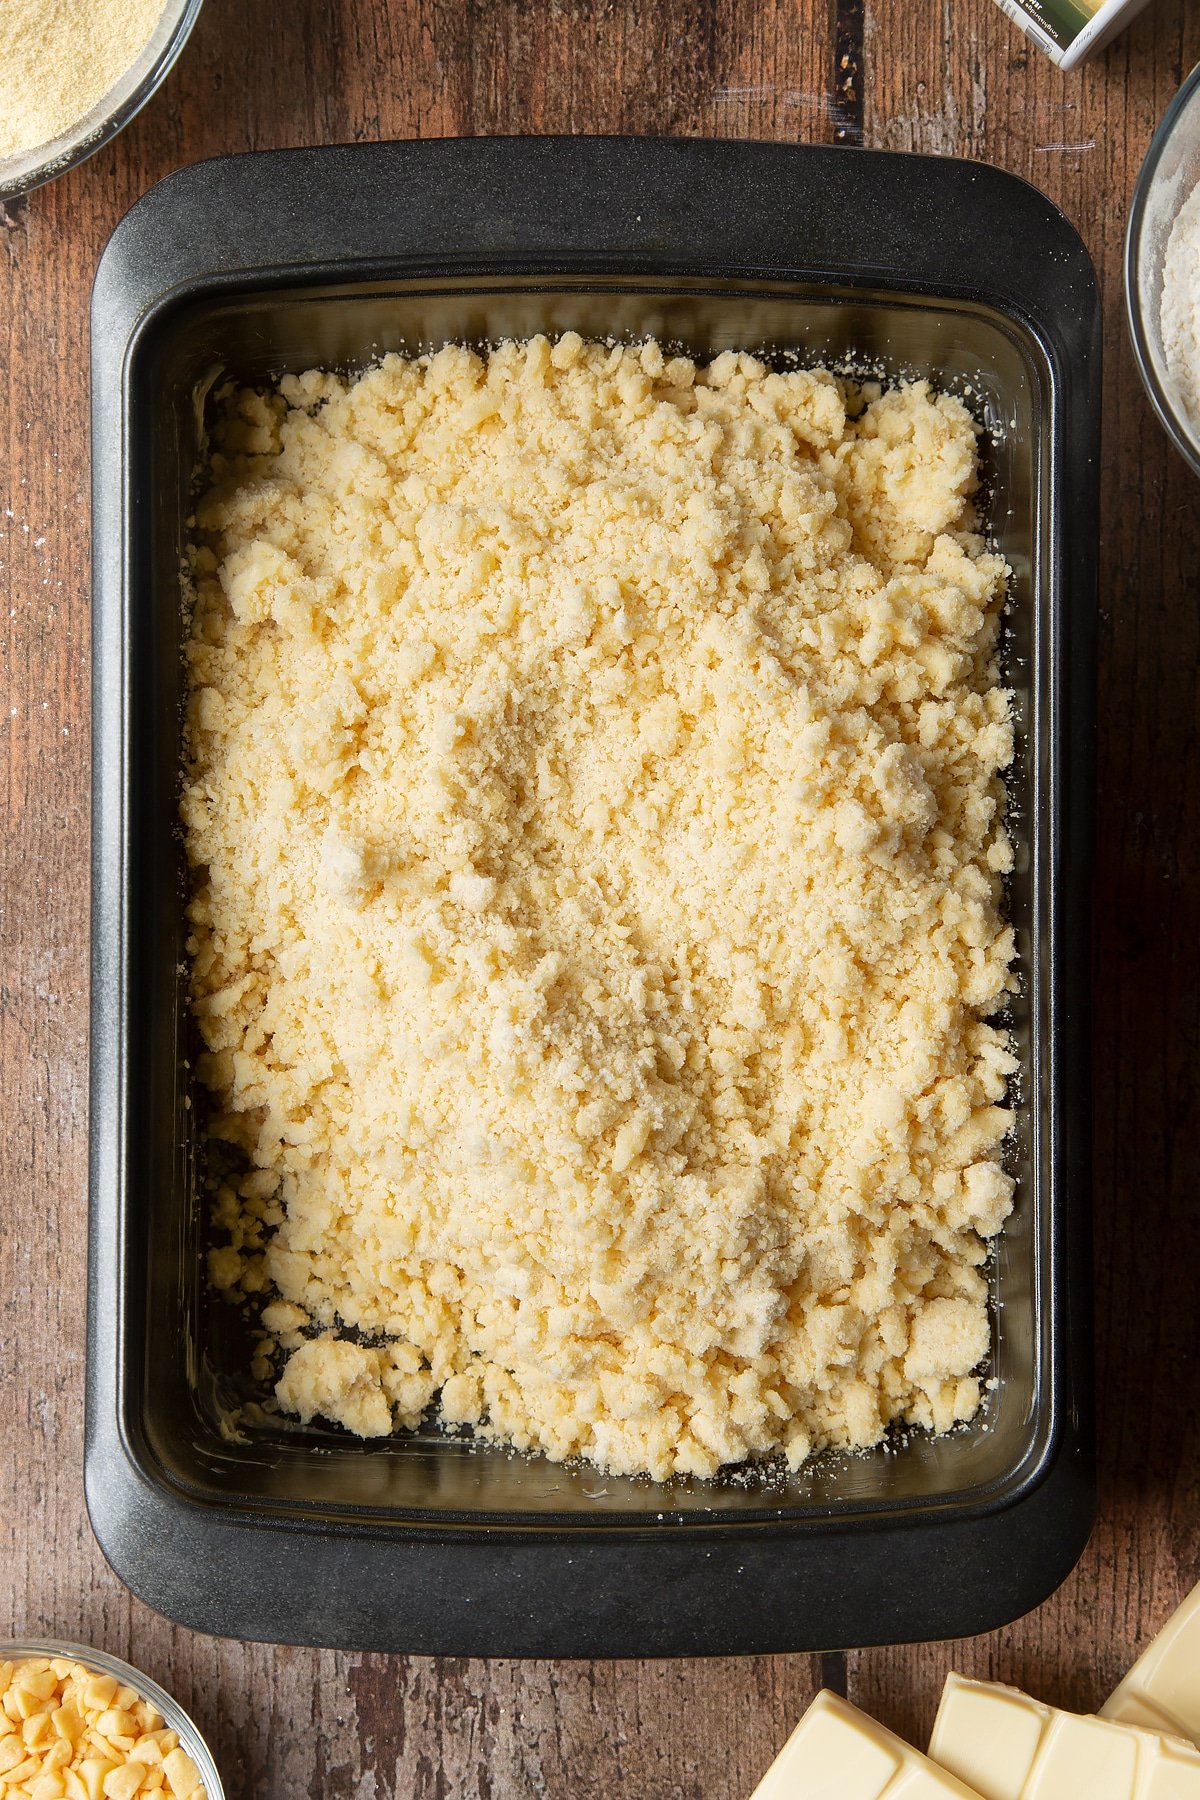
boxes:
[1161,180,1200,436]
[0,0,166,161]
[185,336,1017,1481]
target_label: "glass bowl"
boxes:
[1126,60,1200,480]
[0,1640,223,1799]
[0,0,204,204]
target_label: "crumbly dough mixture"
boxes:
[185,336,1017,1481]
[0,0,165,161]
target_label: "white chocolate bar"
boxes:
[749,1689,984,1799]
[929,1672,1200,1798]
[1103,1581,1200,1750]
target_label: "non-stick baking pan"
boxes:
[88,137,1098,1656]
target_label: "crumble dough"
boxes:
[184,336,1017,1481]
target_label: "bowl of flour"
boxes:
[0,0,203,202]
[1127,61,1200,479]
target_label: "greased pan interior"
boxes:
[88,138,1098,1654]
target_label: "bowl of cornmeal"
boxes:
[1127,60,1200,478]
[0,0,203,202]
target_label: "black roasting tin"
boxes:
[88,137,1097,1656]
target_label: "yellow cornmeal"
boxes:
[0,0,166,162]
[184,335,1017,1482]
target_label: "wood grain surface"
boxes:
[2,0,1199,1794]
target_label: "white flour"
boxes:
[1161,181,1200,436]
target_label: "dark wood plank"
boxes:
[1,0,1196,1793]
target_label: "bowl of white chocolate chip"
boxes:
[0,1645,221,1800]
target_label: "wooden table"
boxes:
[2,1,1198,1793]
